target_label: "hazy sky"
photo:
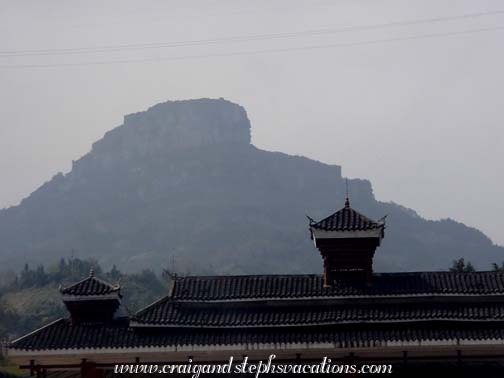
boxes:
[1,0,503,245]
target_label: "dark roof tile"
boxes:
[171,272,504,301]
[310,201,384,231]
[9,318,504,351]
[60,273,119,297]
[133,301,504,327]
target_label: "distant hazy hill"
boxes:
[0,98,501,274]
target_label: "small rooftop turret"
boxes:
[60,268,122,324]
[309,197,385,286]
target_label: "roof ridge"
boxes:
[310,204,384,232]
[177,271,504,280]
[91,275,120,290]
[8,318,65,347]
[60,275,95,292]
[177,274,324,280]
[133,295,172,318]
[60,274,120,296]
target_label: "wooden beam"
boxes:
[18,352,504,371]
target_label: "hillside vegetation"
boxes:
[0,258,166,339]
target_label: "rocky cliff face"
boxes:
[88,99,250,165]
[0,98,501,274]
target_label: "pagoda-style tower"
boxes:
[309,198,385,286]
[60,269,122,324]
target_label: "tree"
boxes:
[0,270,16,289]
[108,265,121,281]
[492,262,504,272]
[0,299,18,340]
[1,258,168,338]
[449,258,475,272]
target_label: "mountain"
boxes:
[0,98,501,274]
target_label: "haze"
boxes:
[0,0,503,245]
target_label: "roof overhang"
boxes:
[311,228,383,239]
[8,339,504,365]
[310,228,383,247]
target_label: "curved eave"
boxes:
[8,318,65,348]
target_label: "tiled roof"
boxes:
[11,270,504,352]
[310,199,384,231]
[133,300,504,327]
[171,272,504,301]
[9,318,504,351]
[60,271,120,297]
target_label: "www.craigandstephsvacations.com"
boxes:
[113,355,393,376]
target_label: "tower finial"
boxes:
[345,178,350,208]
[89,267,95,277]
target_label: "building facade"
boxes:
[8,200,504,376]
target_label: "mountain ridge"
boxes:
[0,98,501,274]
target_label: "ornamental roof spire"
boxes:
[344,196,350,209]
[344,178,350,208]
